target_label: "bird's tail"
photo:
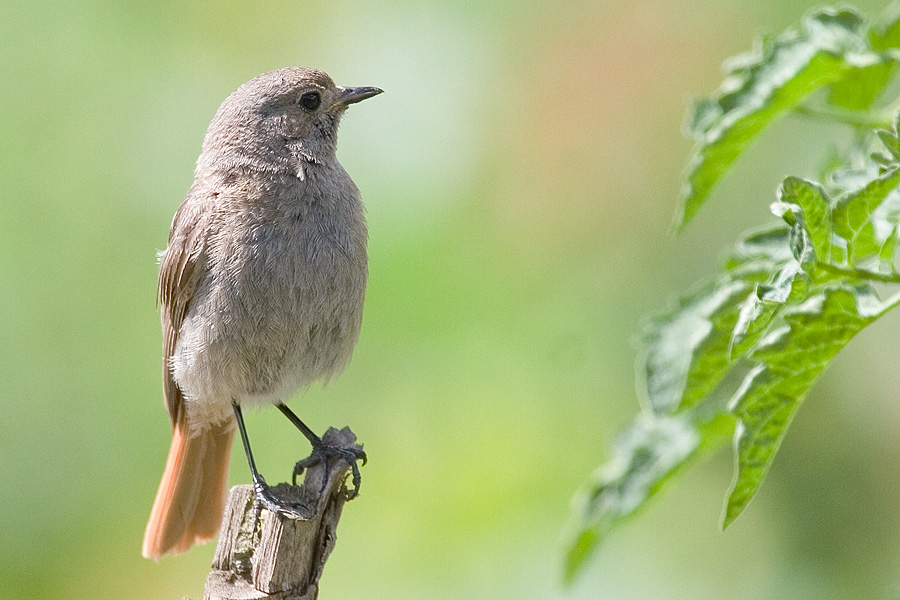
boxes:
[142,420,235,560]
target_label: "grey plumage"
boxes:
[144,67,380,559]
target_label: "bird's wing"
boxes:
[158,196,210,428]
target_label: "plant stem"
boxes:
[819,262,900,283]
[792,104,893,129]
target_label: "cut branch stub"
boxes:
[204,427,363,600]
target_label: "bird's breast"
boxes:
[173,179,368,417]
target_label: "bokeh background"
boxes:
[3,0,900,598]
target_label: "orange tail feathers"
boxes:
[142,420,235,560]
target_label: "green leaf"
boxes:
[832,164,900,262]
[827,61,895,110]
[827,0,900,112]
[871,1,900,51]
[641,224,806,416]
[879,222,899,266]
[876,128,900,161]
[639,279,753,415]
[676,8,884,231]
[724,285,899,526]
[730,260,810,354]
[725,224,793,270]
[773,177,835,262]
[563,413,733,582]
[567,8,900,584]
[759,260,811,305]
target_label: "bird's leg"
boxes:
[276,403,366,497]
[232,402,305,520]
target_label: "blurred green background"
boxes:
[3,0,900,598]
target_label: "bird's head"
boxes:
[199,67,382,173]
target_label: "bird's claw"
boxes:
[292,443,367,498]
[251,476,306,528]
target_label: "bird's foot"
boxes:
[292,440,367,498]
[251,475,307,526]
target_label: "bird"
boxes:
[142,67,382,560]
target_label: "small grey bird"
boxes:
[142,67,382,560]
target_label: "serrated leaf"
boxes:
[639,279,753,415]
[832,164,900,262]
[827,157,884,194]
[725,225,793,270]
[789,221,818,269]
[827,62,895,110]
[876,128,900,161]
[760,260,811,304]
[563,413,733,582]
[684,98,722,136]
[730,260,811,354]
[777,177,835,261]
[803,9,870,51]
[879,222,899,266]
[676,8,885,231]
[642,224,802,416]
[871,1,900,51]
[828,0,900,112]
[730,292,778,358]
[723,226,796,354]
[723,286,899,527]
[567,8,900,583]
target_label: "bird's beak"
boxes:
[334,86,384,107]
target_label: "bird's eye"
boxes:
[298,91,322,111]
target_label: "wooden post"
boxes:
[203,427,363,600]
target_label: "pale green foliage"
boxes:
[566,4,900,582]
[676,8,895,230]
